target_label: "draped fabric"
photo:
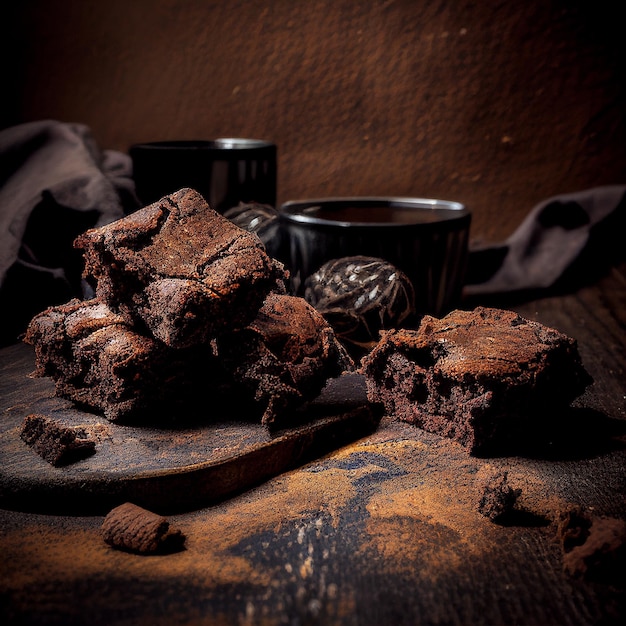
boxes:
[0,120,138,346]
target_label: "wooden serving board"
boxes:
[0,343,379,515]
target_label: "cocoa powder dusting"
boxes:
[2,419,624,624]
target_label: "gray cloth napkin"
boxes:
[465,185,626,297]
[0,120,138,345]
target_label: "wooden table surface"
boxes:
[1,264,625,626]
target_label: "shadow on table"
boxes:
[478,406,626,462]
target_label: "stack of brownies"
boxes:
[24,188,353,426]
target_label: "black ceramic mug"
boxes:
[129,138,277,213]
[277,196,471,317]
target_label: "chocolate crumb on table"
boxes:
[556,505,594,553]
[475,467,521,522]
[102,502,186,555]
[20,413,96,466]
[557,507,626,580]
[359,306,593,455]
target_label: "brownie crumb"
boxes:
[556,505,594,553]
[20,413,96,466]
[102,502,186,555]
[557,507,626,580]
[476,467,521,522]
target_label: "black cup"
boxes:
[129,138,277,212]
[277,197,471,316]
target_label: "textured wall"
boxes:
[3,0,625,241]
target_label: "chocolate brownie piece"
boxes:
[24,298,215,422]
[74,188,287,348]
[216,293,354,426]
[557,508,626,580]
[102,502,186,555]
[475,467,521,522]
[20,413,96,466]
[360,306,593,454]
[24,297,127,382]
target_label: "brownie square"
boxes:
[360,306,593,454]
[216,293,354,426]
[74,188,287,348]
[24,298,216,422]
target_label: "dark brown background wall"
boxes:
[3,0,625,242]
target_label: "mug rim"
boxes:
[280,196,470,228]
[129,138,275,153]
